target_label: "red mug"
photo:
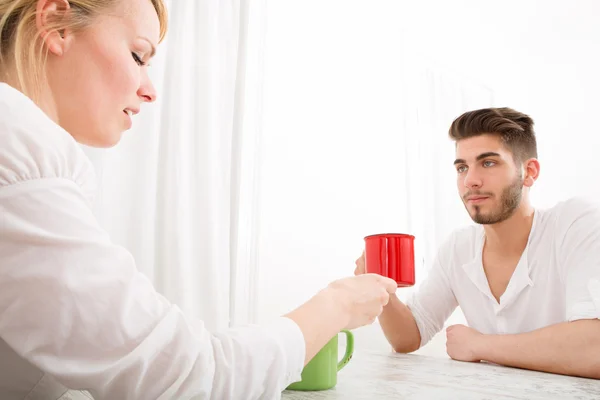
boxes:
[364,233,415,287]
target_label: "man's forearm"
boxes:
[378,294,421,353]
[475,320,600,379]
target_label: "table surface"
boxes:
[282,350,600,399]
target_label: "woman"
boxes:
[0,0,396,399]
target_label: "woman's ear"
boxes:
[36,0,71,56]
[523,158,541,187]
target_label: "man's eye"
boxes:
[483,160,496,167]
[456,165,467,173]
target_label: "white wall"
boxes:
[254,0,600,356]
[398,0,600,205]
[256,1,412,320]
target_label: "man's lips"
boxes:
[466,195,490,203]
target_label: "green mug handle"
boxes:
[337,329,354,371]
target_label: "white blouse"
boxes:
[0,83,305,400]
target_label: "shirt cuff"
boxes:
[568,279,600,321]
[568,302,600,321]
[265,317,306,385]
[406,296,433,348]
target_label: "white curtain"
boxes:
[83,0,264,331]
[82,1,495,333]
[400,53,495,297]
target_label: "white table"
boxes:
[282,351,600,399]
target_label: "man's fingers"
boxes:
[379,288,390,306]
[381,276,398,293]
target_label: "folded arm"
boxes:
[449,197,600,380]
[474,320,600,379]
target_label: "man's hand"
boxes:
[354,251,366,275]
[446,324,485,362]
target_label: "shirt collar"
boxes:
[461,210,538,311]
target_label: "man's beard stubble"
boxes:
[464,175,524,225]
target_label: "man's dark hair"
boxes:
[449,107,538,162]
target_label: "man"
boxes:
[355,107,600,379]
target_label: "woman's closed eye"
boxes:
[132,52,147,66]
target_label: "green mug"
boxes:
[286,330,354,391]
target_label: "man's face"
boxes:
[454,134,524,225]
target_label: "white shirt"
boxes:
[0,83,305,400]
[407,196,600,346]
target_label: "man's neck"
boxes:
[483,202,535,256]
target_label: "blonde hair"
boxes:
[0,0,167,98]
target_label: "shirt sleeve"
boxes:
[556,197,600,321]
[405,238,458,347]
[0,177,305,400]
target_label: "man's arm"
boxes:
[377,293,422,353]
[448,197,600,379]
[355,242,458,353]
[447,320,600,379]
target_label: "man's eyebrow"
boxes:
[454,152,501,165]
[476,152,500,161]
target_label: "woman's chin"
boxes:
[73,130,124,149]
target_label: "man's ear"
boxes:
[523,158,540,187]
[36,0,71,56]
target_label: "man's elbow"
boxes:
[392,343,420,354]
[391,334,421,354]
[384,320,422,354]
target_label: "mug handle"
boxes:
[337,329,354,371]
